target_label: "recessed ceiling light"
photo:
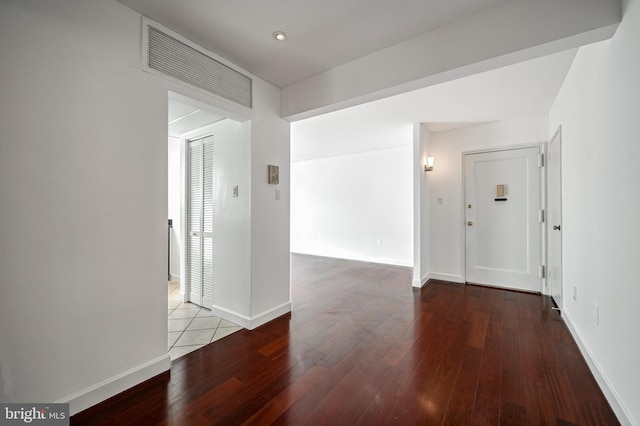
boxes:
[273,31,288,41]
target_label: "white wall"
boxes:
[168,137,181,280]
[208,119,253,321]
[427,115,549,282]
[291,146,413,266]
[549,0,640,422]
[0,0,170,411]
[0,0,290,413]
[413,124,431,286]
[250,79,291,323]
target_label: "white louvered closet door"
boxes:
[187,136,214,308]
[201,136,214,308]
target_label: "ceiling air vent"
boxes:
[147,25,252,108]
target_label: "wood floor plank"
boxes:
[442,346,483,425]
[471,303,503,426]
[72,254,619,425]
[164,377,245,425]
[241,364,329,425]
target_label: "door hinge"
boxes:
[538,153,545,168]
[539,209,545,223]
[539,265,546,279]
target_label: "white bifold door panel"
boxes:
[547,129,563,309]
[464,147,542,292]
[187,135,214,309]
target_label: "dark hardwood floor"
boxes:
[72,254,618,425]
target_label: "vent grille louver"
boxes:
[148,26,252,108]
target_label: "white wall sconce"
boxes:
[424,156,435,172]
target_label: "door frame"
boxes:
[547,126,563,307]
[460,142,546,293]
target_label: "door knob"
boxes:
[553,225,561,231]
[467,221,473,226]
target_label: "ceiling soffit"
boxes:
[118,0,620,121]
[282,0,621,120]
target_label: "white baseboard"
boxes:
[211,301,292,330]
[412,272,430,288]
[248,301,292,330]
[372,257,413,267]
[427,272,464,283]
[58,353,171,416]
[291,251,412,267]
[562,312,634,426]
[413,273,465,288]
[210,304,252,329]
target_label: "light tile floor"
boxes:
[168,281,243,360]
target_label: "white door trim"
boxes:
[460,142,546,291]
[547,126,563,307]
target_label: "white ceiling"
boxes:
[118,0,513,88]
[292,49,577,161]
[140,1,579,160]
[168,99,225,138]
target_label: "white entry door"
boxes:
[547,128,563,308]
[187,135,214,308]
[464,147,542,292]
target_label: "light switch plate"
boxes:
[268,165,279,185]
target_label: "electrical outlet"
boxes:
[376,240,382,247]
[233,185,239,197]
[275,188,281,200]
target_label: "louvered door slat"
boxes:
[186,136,214,309]
[202,136,214,307]
[203,136,214,234]
[187,139,203,304]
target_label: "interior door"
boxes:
[548,128,563,308]
[464,147,542,292]
[187,135,214,308]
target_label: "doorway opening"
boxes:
[166,92,246,359]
